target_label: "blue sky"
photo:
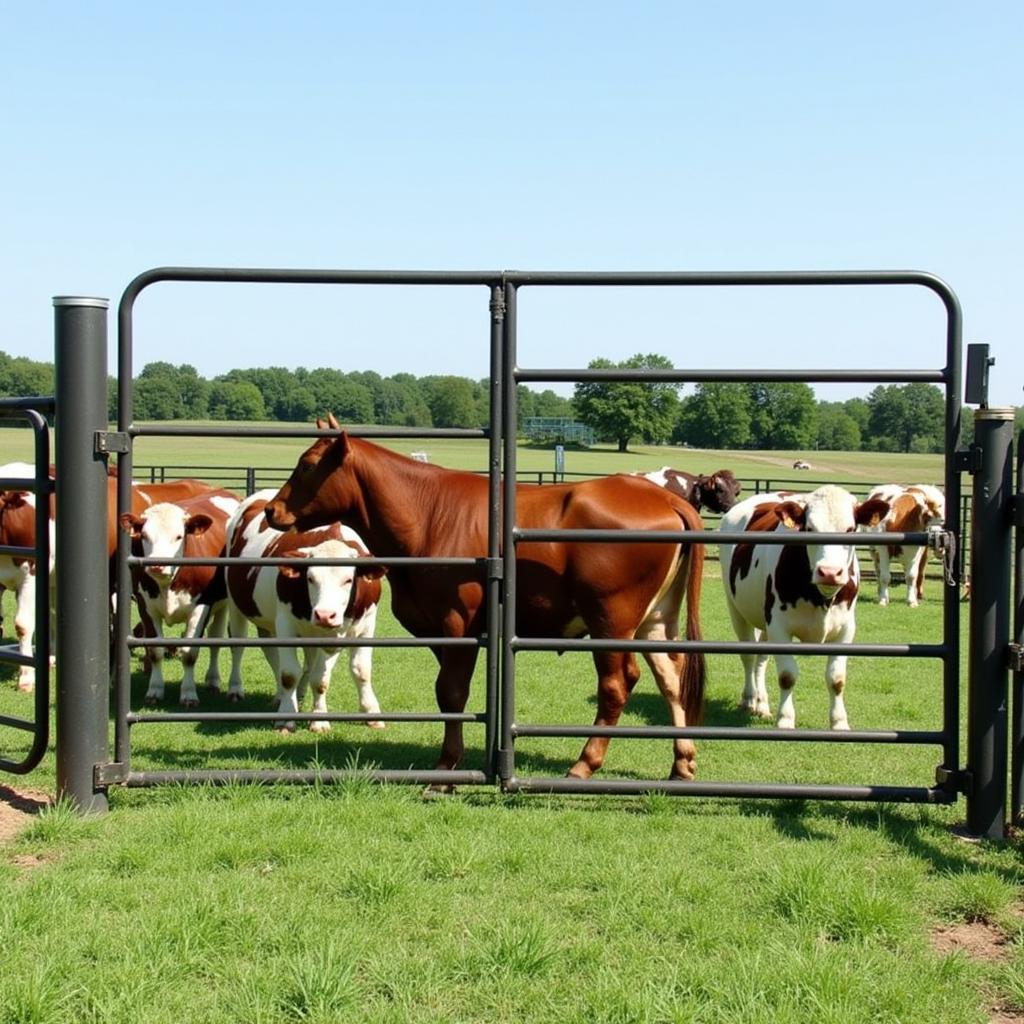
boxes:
[4,3,1021,406]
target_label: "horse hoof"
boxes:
[308,721,331,734]
[180,699,200,709]
[366,720,386,730]
[144,695,160,707]
[421,784,455,800]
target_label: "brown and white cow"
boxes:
[119,489,240,707]
[224,490,385,732]
[264,415,707,783]
[861,483,945,607]
[637,467,742,514]
[0,463,55,691]
[719,485,890,730]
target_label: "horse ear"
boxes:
[327,412,340,430]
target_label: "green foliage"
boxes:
[867,383,945,453]
[677,383,753,448]
[573,353,679,452]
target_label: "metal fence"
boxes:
[26,268,1017,838]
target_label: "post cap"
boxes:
[52,296,109,309]
[973,406,1015,422]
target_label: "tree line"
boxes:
[2,348,1017,451]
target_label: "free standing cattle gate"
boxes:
[2,269,1020,840]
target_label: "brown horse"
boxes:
[265,415,707,781]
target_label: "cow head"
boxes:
[265,414,359,534]
[119,503,213,581]
[278,537,384,629]
[776,485,889,595]
[694,470,742,514]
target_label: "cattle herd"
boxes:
[0,435,948,780]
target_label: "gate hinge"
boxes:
[95,431,130,455]
[1009,643,1024,675]
[936,764,972,795]
[486,557,504,581]
[497,746,515,779]
[94,761,128,786]
[489,289,506,322]
[954,445,983,475]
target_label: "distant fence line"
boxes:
[133,463,970,581]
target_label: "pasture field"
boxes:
[1,429,1020,1024]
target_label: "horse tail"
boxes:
[675,501,707,725]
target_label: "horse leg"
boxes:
[567,650,639,780]
[433,647,479,779]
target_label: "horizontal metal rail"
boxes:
[504,776,955,803]
[128,635,481,649]
[0,713,37,733]
[515,528,942,547]
[516,367,945,386]
[512,638,946,657]
[128,710,484,725]
[128,555,484,569]
[122,769,488,788]
[130,423,488,439]
[513,724,944,744]
[0,645,34,667]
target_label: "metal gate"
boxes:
[0,399,53,774]
[44,270,1015,837]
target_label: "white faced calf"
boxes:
[119,491,239,707]
[719,485,889,730]
[225,492,384,733]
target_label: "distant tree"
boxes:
[423,375,480,428]
[675,383,753,449]
[133,362,209,420]
[573,354,680,452]
[816,402,862,451]
[303,369,374,424]
[208,380,266,421]
[747,382,818,449]
[0,351,54,398]
[866,383,944,453]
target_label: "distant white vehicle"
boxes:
[793,460,812,470]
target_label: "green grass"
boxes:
[0,428,1015,1024]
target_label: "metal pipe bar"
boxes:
[0,648,34,667]
[130,423,488,439]
[515,367,944,386]
[513,724,945,744]
[128,635,481,649]
[504,776,955,803]
[514,528,938,546]
[128,710,484,725]
[123,768,488,788]
[511,637,945,657]
[127,555,483,568]
[0,714,37,733]
[0,396,56,413]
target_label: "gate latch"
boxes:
[1009,643,1024,675]
[94,761,128,786]
[954,445,983,475]
[95,431,130,455]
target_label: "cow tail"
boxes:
[678,507,706,726]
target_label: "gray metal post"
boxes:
[965,406,1014,838]
[54,296,111,814]
[1012,430,1024,824]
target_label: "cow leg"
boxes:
[349,642,384,729]
[568,650,639,780]
[177,603,212,708]
[274,641,303,733]
[202,603,227,694]
[767,624,800,729]
[725,600,771,718]
[308,649,337,734]
[825,616,855,730]
[144,618,167,705]
[225,604,248,703]
[13,568,36,692]
[906,547,924,607]
[876,548,892,606]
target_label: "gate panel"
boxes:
[0,402,53,775]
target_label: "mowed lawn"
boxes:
[1,430,1020,1024]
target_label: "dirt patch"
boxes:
[0,783,51,845]
[930,919,1010,962]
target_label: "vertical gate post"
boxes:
[53,296,111,815]
[1012,430,1024,825]
[965,406,1014,838]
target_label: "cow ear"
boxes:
[776,501,806,529]
[119,512,143,537]
[856,498,890,528]
[278,550,306,579]
[185,513,213,536]
[357,563,387,580]
[327,412,340,430]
